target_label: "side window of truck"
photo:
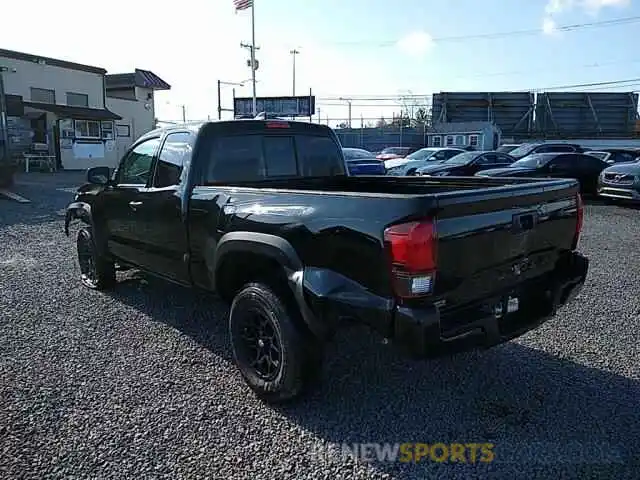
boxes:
[153,132,192,188]
[116,137,161,185]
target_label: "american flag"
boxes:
[233,0,252,10]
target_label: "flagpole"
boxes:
[250,1,257,116]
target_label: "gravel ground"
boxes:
[1,172,639,479]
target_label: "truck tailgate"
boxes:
[432,179,580,312]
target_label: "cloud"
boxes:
[542,0,631,35]
[396,31,434,57]
[542,17,558,35]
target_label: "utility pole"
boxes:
[217,80,221,120]
[181,105,186,123]
[0,67,10,163]
[339,97,352,128]
[290,49,300,96]
[240,42,260,116]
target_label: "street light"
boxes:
[217,79,261,119]
[217,80,246,120]
[290,49,300,96]
[339,97,353,128]
[165,101,186,123]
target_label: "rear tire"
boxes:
[229,282,323,403]
[76,227,116,290]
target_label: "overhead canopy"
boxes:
[23,101,122,120]
[106,69,171,91]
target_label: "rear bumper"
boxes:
[597,185,640,201]
[391,251,589,358]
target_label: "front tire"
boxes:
[229,282,322,403]
[76,227,116,290]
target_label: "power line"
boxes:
[317,78,640,102]
[459,57,640,80]
[527,77,640,92]
[313,56,640,102]
[317,15,640,48]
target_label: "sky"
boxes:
[3,0,640,126]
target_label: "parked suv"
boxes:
[507,143,584,160]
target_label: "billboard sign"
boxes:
[234,95,316,117]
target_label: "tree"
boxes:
[412,107,430,126]
[375,117,387,128]
[389,114,411,128]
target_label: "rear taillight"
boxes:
[384,220,437,299]
[266,121,289,128]
[572,193,583,249]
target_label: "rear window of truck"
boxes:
[205,134,346,183]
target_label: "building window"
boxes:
[469,135,479,147]
[116,124,131,137]
[432,136,442,147]
[30,87,55,104]
[66,92,89,107]
[75,119,101,138]
[101,121,114,139]
[59,119,75,139]
[455,135,465,146]
[446,135,454,146]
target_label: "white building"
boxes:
[426,121,502,151]
[0,48,169,170]
[105,70,171,160]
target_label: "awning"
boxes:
[23,101,122,120]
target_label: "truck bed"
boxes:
[191,175,581,322]
[205,174,563,197]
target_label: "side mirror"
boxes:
[87,166,111,185]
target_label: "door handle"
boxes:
[129,201,143,209]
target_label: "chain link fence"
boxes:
[333,125,428,153]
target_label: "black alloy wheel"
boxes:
[236,308,283,381]
[76,227,116,290]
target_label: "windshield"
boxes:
[585,151,609,161]
[405,148,438,160]
[442,152,479,165]
[496,144,519,153]
[510,153,555,168]
[507,143,540,158]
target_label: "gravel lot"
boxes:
[1,172,639,479]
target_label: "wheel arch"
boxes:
[64,202,92,236]
[211,232,324,339]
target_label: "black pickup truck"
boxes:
[65,119,589,403]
